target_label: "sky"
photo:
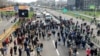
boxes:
[15,0,61,3]
[15,0,37,3]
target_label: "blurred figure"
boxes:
[10,47,13,56]
[26,46,30,56]
[55,40,57,49]
[13,45,17,55]
[36,45,41,56]
[86,48,91,56]
[18,47,22,56]
[68,48,73,56]
[94,48,97,56]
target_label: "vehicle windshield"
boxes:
[46,15,51,17]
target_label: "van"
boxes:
[36,12,42,18]
[44,13,52,22]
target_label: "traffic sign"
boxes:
[62,8,68,13]
[89,5,95,9]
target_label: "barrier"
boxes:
[0,19,19,48]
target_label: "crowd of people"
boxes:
[55,16,100,56]
[0,12,100,56]
[0,18,44,56]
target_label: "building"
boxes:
[57,0,67,9]
[83,0,98,10]
[66,0,75,10]
[36,0,55,7]
[75,0,100,10]
[75,0,84,10]
[67,0,75,6]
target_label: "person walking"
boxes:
[10,47,13,56]
[58,37,61,45]
[18,47,22,56]
[36,45,41,56]
[14,45,17,55]
[1,48,4,56]
[52,30,55,37]
[68,48,73,56]
[86,48,91,56]
[57,32,60,37]
[63,37,66,46]
[94,48,97,56]
[42,32,45,40]
[40,43,43,51]
[55,40,57,49]
[26,46,30,56]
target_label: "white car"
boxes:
[36,12,42,18]
[45,13,52,20]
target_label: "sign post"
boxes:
[62,8,68,14]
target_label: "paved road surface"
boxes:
[1,9,99,56]
[36,11,87,56]
[46,9,100,47]
[40,30,86,56]
[0,17,15,34]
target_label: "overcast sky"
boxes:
[15,0,63,3]
[15,0,37,3]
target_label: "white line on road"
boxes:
[56,49,60,56]
[52,40,55,48]
[52,40,60,56]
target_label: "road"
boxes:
[0,17,16,34]
[46,9,100,48]
[34,10,87,56]
[1,9,99,56]
[40,31,86,56]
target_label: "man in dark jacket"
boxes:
[14,45,17,55]
[26,46,30,56]
[55,40,57,48]
[18,47,22,56]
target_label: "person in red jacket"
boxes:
[86,48,91,56]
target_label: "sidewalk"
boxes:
[0,17,19,48]
[0,25,18,48]
[0,17,15,34]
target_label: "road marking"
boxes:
[56,49,60,56]
[52,40,60,56]
[52,40,55,47]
